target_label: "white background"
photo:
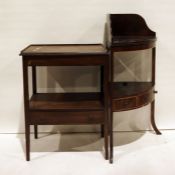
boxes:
[0,0,174,133]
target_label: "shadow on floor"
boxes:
[17,129,146,161]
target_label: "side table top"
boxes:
[20,44,107,56]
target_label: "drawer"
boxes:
[112,97,136,111]
[29,111,105,125]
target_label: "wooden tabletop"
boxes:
[20,44,107,56]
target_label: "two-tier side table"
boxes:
[20,44,109,161]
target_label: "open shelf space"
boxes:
[112,82,153,99]
[29,92,103,111]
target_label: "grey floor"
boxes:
[0,130,175,175]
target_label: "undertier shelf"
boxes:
[29,92,103,111]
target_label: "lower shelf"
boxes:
[112,82,154,111]
[29,92,103,111]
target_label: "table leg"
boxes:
[101,124,104,137]
[104,122,109,160]
[151,100,161,135]
[34,125,38,139]
[25,124,30,161]
[109,110,113,163]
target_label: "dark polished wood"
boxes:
[22,59,30,161]
[106,14,156,51]
[109,48,113,164]
[34,125,38,139]
[100,124,104,137]
[100,66,105,138]
[106,14,161,163]
[29,111,104,125]
[20,44,107,56]
[30,93,103,111]
[21,44,109,161]
[32,66,38,139]
[103,55,109,159]
[112,82,154,111]
[110,14,155,36]
[151,100,161,135]
[32,66,37,94]
[109,106,113,164]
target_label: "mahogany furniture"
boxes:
[20,14,161,163]
[20,44,109,161]
[106,14,161,163]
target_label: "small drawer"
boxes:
[112,97,136,111]
[29,111,104,125]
